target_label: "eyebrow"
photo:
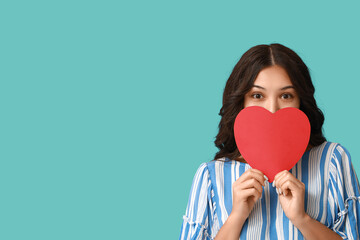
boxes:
[253,85,295,91]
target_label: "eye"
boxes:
[281,93,293,99]
[251,93,263,99]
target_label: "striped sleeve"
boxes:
[179,162,214,240]
[327,144,360,239]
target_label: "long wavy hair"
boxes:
[213,43,326,162]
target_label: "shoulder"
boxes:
[333,143,351,159]
[191,159,226,178]
[321,141,354,180]
[308,141,350,161]
[193,158,235,179]
[322,141,352,164]
[326,142,360,198]
[196,162,209,171]
[205,157,236,173]
[192,162,210,180]
[303,141,352,177]
[192,160,226,180]
[329,142,353,174]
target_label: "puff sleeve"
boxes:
[327,144,360,239]
[179,162,214,240]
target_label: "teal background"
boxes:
[1,1,359,239]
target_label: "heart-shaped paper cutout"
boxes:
[233,106,311,183]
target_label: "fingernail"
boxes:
[283,192,286,197]
[272,180,276,188]
[276,188,279,194]
[279,188,282,195]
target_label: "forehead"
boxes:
[253,65,293,87]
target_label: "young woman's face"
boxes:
[244,65,300,113]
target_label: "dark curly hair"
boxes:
[212,43,326,162]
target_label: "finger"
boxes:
[239,178,264,193]
[241,188,262,201]
[276,171,292,195]
[233,178,263,197]
[274,170,301,190]
[280,179,304,197]
[275,171,298,195]
[273,171,286,188]
[277,172,303,190]
[248,168,265,176]
[274,170,288,178]
[273,170,287,186]
[241,169,267,186]
[274,171,289,189]
[272,170,286,192]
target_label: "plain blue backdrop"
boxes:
[1,1,359,239]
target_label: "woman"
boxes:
[178,43,360,239]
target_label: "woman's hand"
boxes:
[273,170,307,225]
[231,168,267,221]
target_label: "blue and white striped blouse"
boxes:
[179,141,360,240]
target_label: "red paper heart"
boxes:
[233,106,311,183]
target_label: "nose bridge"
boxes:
[268,96,279,113]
